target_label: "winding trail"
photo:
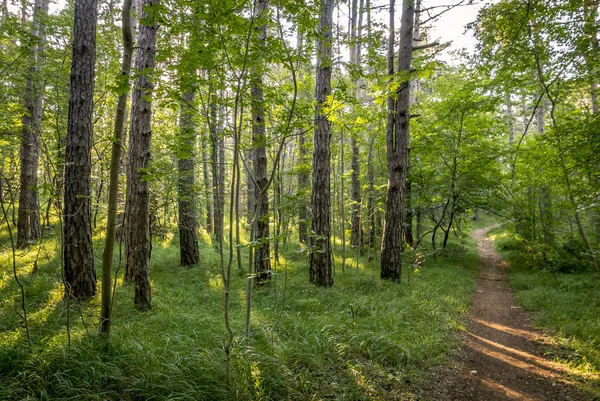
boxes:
[423,226,591,401]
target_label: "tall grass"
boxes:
[0,221,479,400]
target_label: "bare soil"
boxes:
[420,226,592,401]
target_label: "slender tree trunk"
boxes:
[99,0,133,336]
[366,135,375,248]
[340,130,346,272]
[17,0,49,248]
[202,135,213,233]
[403,0,420,249]
[124,0,160,310]
[381,0,414,281]
[309,0,334,287]
[246,150,253,226]
[349,0,362,249]
[177,91,200,266]
[209,97,222,243]
[582,0,600,242]
[63,0,97,299]
[251,0,271,284]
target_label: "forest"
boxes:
[0,0,599,399]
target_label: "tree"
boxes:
[124,0,160,310]
[309,0,334,287]
[251,0,271,284]
[380,0,414,281]
[177,90,200,266]
[100,0,134,336]
[63,0,98,299]
[17,0,49,248]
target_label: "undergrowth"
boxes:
[0,221,479,400]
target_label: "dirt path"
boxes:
[422,226,591,401]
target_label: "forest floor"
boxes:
[423,225,595,401]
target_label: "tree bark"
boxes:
[202,135,213,233]
[17,0,49,248]
[309,0,334,287]
[63,0,97,299]
[381,0,414,281]
[296,32,310,245]
[100,0,133,336]
[251,0,271,284]
[124,0,160,310]
[177,91,200,266]
[349,0,363,249]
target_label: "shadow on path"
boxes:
[422,226,593,401]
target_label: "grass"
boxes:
[487,223,600,397]
[0,217,480,400]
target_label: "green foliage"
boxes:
[0,223,479,400]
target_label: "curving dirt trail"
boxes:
[422,226,591,401]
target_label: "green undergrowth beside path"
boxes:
[0,225,479,400]
[488,224,600,397]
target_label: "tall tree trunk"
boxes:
[202,135,213,233]
[100,0,133,337]
[17,0,49,248]
[403,0,420,249]
[309,0,334,287]
[381,0,414,281]
[349,0,362,249]
[63,0,97,299]
[209,96,222,243]
[177,91,200,266]
[246,150,253,226]
[296,32,310,245]
[251,0,271,284]
[366,135,375,248]
[583,0,600,242]
[124,0,160,310]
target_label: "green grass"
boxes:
[488,224,600,396]
[0,220,479,400]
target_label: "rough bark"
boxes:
[296,32,310,245]
[349,0,363,248]
[124,0,159,310]
[177,91,200,266]
[100,0,133,336]
[381,0,414,281]
[403,0,420,249]
[246,150,254,226]
[210,94,224,244]
[251,0,271,284]
[202,135,213,233]
[63,0,97,299]
[17,0,49,248]
[309,0,334,287]
[366,135,376,248]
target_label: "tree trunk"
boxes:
[366,135,375,248]
[309,0,334,287]
[209,96,222,243]
[177,91,200,266]
[349,0,362,249]
[17,0,49,248]
[403,0,420,249]
[297,32,310,245]
[124,0,159,311]
[246,150,253,226]
[63,0,97,299]
[99,0,133,336]
[381,0,414,281]
[202,135,213,233]
[251,0,271,284]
